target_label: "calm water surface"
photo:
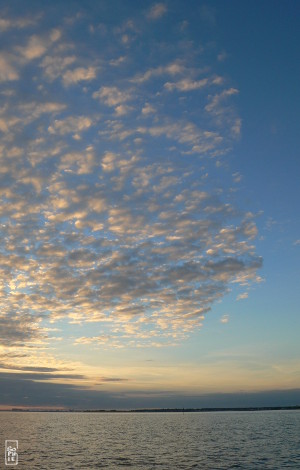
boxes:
[0,410,299,469]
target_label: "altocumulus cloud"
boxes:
[0,1,262,375]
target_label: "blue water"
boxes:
[0,410,299,468]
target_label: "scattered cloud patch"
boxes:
[0,54,19,82]
[165,78,209,92]
[236,292,248,301]
[0,16,38,32]
[48,116,93,135]
[131,62,184,84]
[93,86,132,106]
[220,314,229,324]
[147,3,167,20]
[41,55,77,81]
[17,30,59,61]
[63,66,97,85]
[205,88,239,114]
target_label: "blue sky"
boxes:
[0,0,299,409]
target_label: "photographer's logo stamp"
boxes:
[5,440,18,466]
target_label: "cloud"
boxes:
[236,292,248,301]
[164,78,209,91]
[0,16,39,32]
[48,116,93,135]
[0,314,44,347]
[0,372,85,381]
[41,55,77,81]
[0,372,298,409]
[93,86,132,106]
[99,377,129,382]
[109,56,127,67]
[205,88,239,115]
[0,54,19,82]
[18,34,51,60]
[147,3,167,20]
[220,314,229,324]
[142,103,156,115]
[131,62,184,84]
[115,104,133,116]
[137,121,224,155]
[74,336,111,345]
[0,3,261,363]
[205,88,240,137]
[63,66,97,85]
[18,102,66,120]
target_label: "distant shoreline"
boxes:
[2,406,299,413]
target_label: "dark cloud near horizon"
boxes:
[0,364,61,373]
[0,374,298,409]
[0,372,86,380]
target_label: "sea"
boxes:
[0,410,299,469]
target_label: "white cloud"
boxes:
[236,292,248,301]
[137,122,223,155]
[205,88,239,114]
[18,35,47,60]
[19,102,66,119]
[220,314,229,324]
[231,118,242,137]
[58,150,96,175]
[17,29,61,61]
[93,86,132,106]
[101,152,118,172]
[131,62,184,84]
[232,172,242,183]
[50,29,61,42]
[164,78,209,91]
[63,66,97,85]
[0,16,39,32]
[0,54,19,82]
[0,19,14,31]
[147,3,167,20]
[115,104,133,116]
[142,103,156,115]
[48,116,93,135]
[109,56,126,66]
[41,55,76,81]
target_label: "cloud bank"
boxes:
[0,2,262,381]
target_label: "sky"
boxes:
[0,0,299,409]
